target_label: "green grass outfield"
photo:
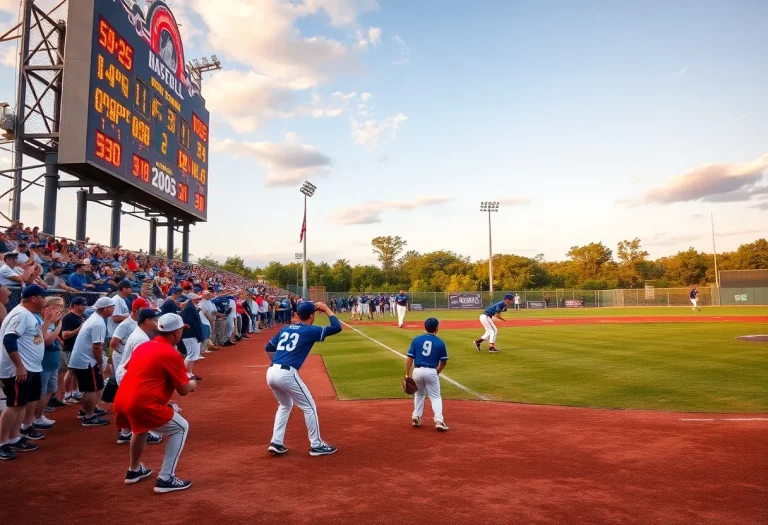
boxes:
[310,307,768,413]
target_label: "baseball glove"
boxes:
[402,376,418,395]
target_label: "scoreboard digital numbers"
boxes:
[58,0,209,221]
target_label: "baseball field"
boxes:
[5,306,767,525]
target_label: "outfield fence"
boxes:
[308,287,729,309]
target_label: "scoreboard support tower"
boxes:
[3,0,209,264]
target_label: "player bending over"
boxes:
[474,293,513,353]
[265,302,342,456]
[405,318,448,431]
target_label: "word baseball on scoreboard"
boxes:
[58,0,209,221]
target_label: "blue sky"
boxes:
[0,0,765,268]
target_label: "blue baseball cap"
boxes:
[70,296,88,306]
[504,293,514,300]
[169,287,182,295]
[296,301,316,318]
[138,308,162,323]
[424,317,439,333]
[21,284,51,299]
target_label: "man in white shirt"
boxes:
[13,242,29,264]
[68,297,114,426]
[226,294,237,344]
[0,285,51,460]
[198,291,217,352]
[107,281,133,340]
[0,253,35,287]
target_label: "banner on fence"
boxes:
[527,300,546,309]
[564,299,584,308]
[448,293,482,309]
[411,304,424,311]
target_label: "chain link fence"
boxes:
[6,286,105,311]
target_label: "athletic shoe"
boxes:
[191,375,203,381]
[82,416,109,427]
[147,433,163,445]
[488,347,499,353]
[49,397,67,408]
[44,406,55,413]
[412,416,421,428]
[0,443,16,460]
[64,394,78,404]
[73,392,83,402]
[435,421,449,432]
[117,433,132,444]
[268,443,288,455]
[473,340,482,351]
[20,426,45,440]
[78,408,107,419]
[9,438,39,451]
[310,443,337,457]
[154,476,192,494]
[125,464,153,484]
[33,416,55,430]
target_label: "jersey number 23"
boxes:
[277,332,299,352]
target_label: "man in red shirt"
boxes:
[113,313,197,493]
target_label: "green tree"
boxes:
[658,248,708,285]
[221,256,250,277]
[155,248,186,260]
[567,242,613,281]
[616,238,650,288]
[196,254,220,268]
[371,236,407,270]
[733,239,768,269]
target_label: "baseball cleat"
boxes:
[412,416,421,427]
[147,433,163,445]
[488,347,499,353]
[473,340,482,351]
[435,421,449,432]
[117,433,132,444]
[268,443,288,455]
[154,476,192,494]
[125,464,153,484]
[310,443,337,456]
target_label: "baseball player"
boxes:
[360,294,370,319]
[264,301,341,457]
[405,317,449,431]
[389,294,396,317]
[690,285,701,312]
[395,290,408,328]
[473,293,513,353]
[348,295,360,321]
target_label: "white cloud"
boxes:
[352,113,407,147]
[675,67,687,76]
[283,131,300,143]
[393,34,410,65]
[361,92,373,102]
[752,201,768,211]
[304,0,379,27]
[735,112,757,121]
[499,197,533,206]
[357,27,382,49]
[330,196,451,225]
[211,138,332,187]
[641,154,768,204]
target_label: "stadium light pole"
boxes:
[295,252,303,288]
[300,181,316,297]
[480,202,500,295]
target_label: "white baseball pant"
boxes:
[397,305,407,326]
[266,364,323,448]
[151,412,189,481]
[412,367,443,424]
[691,298,698,308]
[479,314,497,344]
[183,338,202,363]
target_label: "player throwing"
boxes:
[265,302,341,456]
[473,293,513,353]
[405,318,449,431]
[690,285,700,312]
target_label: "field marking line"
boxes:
[680,417,768,422]
[245,365,270,368]
[341,321,489,401]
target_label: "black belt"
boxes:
[415,365,435,369]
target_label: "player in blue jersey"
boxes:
[690,285,700,312]
[474,293,513,353]
[405,318,449,431]
[395,290,409,328]
[264,301,342,456]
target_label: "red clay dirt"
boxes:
[352,315,768,330]
[2,329,766,525]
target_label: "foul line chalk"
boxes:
[680,417,768,422]
[245,365,270,368]
[341,321,488,401]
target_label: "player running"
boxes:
[473,293,513,353]
[265,301,342,456]
[690,285,700,312]
[405,318,449,431]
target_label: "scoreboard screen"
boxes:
[59,0,209,221]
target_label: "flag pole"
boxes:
[711,213,720,305]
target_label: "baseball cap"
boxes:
[93,297,115,309]
[131,297,149,311]
[157,313,183,332]
[296,301,316,318]
[169,286,182,295]
[424,317,439,333]
[70,297,88,306]
[21,284,51,299]
[138,309,162,323]
[504,293,514,300]
[3,252,18,260]
[118,280,132,290]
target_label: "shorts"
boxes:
[59,350,71,375]
[1,372,42,407]
[71,365,104,393]
[101,375,118,403]
[40,370,58,396]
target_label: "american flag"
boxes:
[299,209,306,242]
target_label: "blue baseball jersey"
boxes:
[396,294,408,306]
[690,289,697,299]
[360,295,369,304]
[484,300,508,317]
[266,316,342,370]
[407,333,448,368]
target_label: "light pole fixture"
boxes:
[480,201,500,295]
[295,252,303,288]
[299,181,316,295]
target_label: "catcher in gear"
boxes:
[404,317,449,431]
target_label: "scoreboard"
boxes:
[59,0,209,221]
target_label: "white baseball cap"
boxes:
[93,297,115,309]
[157,313,184,332]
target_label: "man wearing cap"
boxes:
[114,313,197,493]
[0,285,52,459]
[61,297,87,403]
[405,318,449,432]
[68,264,96,291]
[198,291,218,352]
[395,290,409,328]
[180,294,204,381]
[107,281,133,342]
[68,296,114,426]
[473,294,514,353]
[0,252,36,287]
[161,288,184,315]
[43,262,78,291]
[264,301,342,457]
[108,297,149,380]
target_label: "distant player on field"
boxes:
[405,317,449,431]
[690,285,700,312]
[473,293,513,353]
[395,290,409,328]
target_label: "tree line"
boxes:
[195,236,768,292]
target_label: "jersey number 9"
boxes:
[421,340,432,356]
[277,332,299,352]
